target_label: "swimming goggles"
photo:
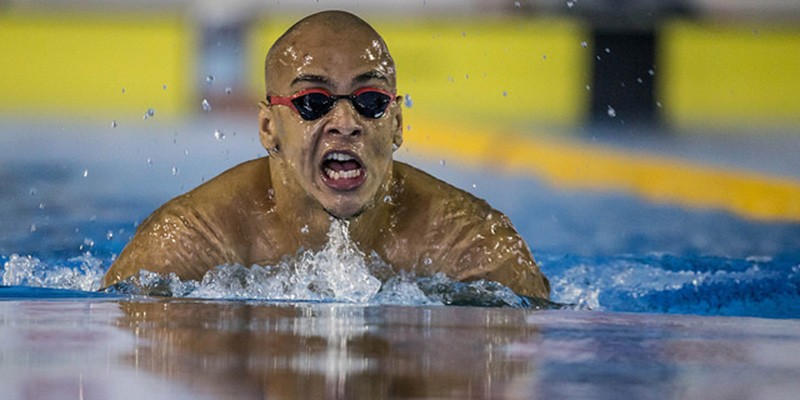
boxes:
[267,87,395,121]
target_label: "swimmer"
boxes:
[102,10,550,299]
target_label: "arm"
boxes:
[449,210,550,300]
[101,198,235,288]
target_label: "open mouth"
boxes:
[320,151,367,191]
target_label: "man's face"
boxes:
[261,26,402,219]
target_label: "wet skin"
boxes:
[102,11,550,299]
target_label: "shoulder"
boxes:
[142,157,273,228]
[392,161,495,220]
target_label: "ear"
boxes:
[391,96,403,151]
[258,101,279,152]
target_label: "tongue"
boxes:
[325,160,360,172]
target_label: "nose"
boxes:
[324,99,362,137]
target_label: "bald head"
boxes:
[264,11,396,94]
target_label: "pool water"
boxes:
[1,118,799,398]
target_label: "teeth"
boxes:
[324,168,362,180]
[325,152,355,162]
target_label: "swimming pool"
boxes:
[1,117,799,398]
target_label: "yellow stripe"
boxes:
[405,118,800,222]
[0,11,196,119]
[660,20,800,127]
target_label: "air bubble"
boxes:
[202,99,211,112]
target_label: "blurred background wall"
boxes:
[2,0,799,131]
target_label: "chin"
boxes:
[320,194,373,220]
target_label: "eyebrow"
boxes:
[354,70,389,84]
[290,74,333,88]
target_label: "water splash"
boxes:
[100,220,539,307]
[2,253,106,292]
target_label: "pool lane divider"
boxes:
[404,118,800,223]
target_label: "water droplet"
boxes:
[202,98,211,112]
[514,1,521,7]
[648,69,655,76]
[656,101,662,108]
[172,166,179,176]
[637,77,643,83]
[38,202,45,210]
[502,91,508,97]
[581,41,588,48]
[214,129,226,140]
[404,94,413,108]
[542,54,547,60]
[206,75,215,84]
[567,1,574,8]
[146,157,153,166]
[406,125,412,131]
[440,159,446,166]
[83,238,95,248]
[82,169,88,177]
[300,225,309,234]
[162,84,167,90]
[383,195,392,203]
[225,87,233,95]
[106,230,114,240]
[461,32,466,37]
[29,188,36,196]
[30,224,36,233]
[423,257,433,266]
[596,55,602,61]
[585,85,591,91]
[184,149,189,156]
[605,47,611,53]
[472,183,477,188]
[111,120,118,128]
[143,108,155,120]
[121,87,126,94]
[607,105,616,118]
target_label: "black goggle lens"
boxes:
[289,91,392,121]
